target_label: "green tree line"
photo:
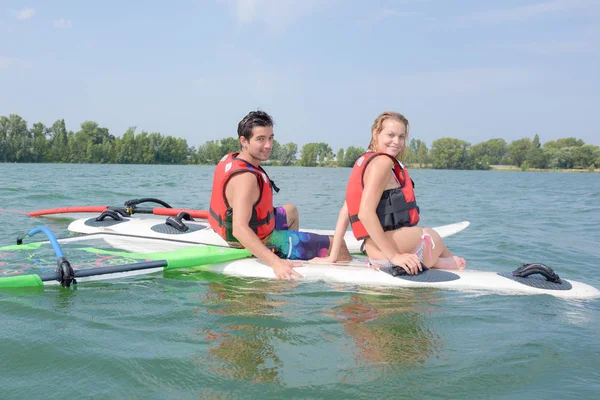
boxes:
[1,113,599,170]
[404,135,600,170]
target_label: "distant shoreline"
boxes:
[489,165,599,173]
[405,164,599,173]
[3,161,598,173]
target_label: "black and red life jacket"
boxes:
[346,152,419,240]
[209,152,277,242]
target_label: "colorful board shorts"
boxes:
[266,206,331,260]
[274,206,289,230]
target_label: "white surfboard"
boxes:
[92,235,600,300]
[63,256,598,300]
[204,258,600,300]
[6,233,596,299]
[67,216,470,254]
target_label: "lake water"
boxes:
[0,163,599,399]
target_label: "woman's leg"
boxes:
[364,226,466,270]
[421,227,466,270]
[364,226,423,261]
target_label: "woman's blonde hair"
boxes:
[367,111,410,159]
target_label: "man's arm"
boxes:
[227,173,302,280]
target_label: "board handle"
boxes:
[512,263,561,283]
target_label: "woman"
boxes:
[317,111,466,274]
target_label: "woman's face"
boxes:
[374,119,407,157]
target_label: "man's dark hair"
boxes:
[237,110,274,140]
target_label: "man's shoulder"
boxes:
[229,170,260,183]
[227,171,261,197]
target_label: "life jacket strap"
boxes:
[210,207,274,229]
[377,200,418,214]
[209,207,230,228]
[249,209,274,228]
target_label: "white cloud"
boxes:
[191,43,303,99]
[193,78,206,88]
[358,8,418,25]
[459,0,595,24]
[516,25,600,54]
[0,57,31,69]
[219,0,331,31]
[356,67,536,98]
[378,9,418,19]
[16,8,35,20]
[225,0,259,23]
[515,39,594,54]
[54,19,72,29]
[0,57,16,68]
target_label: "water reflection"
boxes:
[170,269,446,384]
[329,289,444,379]
[174,270,299,383]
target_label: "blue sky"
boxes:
[1,0,599,150]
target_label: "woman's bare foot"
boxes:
[433,255,466,270]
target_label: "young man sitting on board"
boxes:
[208,110,351,280]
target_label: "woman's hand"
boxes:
[309,255,338,264]
[390,253,422,275]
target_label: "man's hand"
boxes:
[272,259,303,280]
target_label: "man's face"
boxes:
[241,126,274,162]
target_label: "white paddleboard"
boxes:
[24,234,598,299]
[96,235,600,300]
[68,216,470,254]
[203,258,600,300]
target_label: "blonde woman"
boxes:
[316,112,466,274]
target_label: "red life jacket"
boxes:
[209,153,277,242]
[346,152,419,240]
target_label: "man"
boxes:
[209,110,351,280]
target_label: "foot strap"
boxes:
[512,263,561,283]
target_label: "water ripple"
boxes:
[0,165,599,398]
